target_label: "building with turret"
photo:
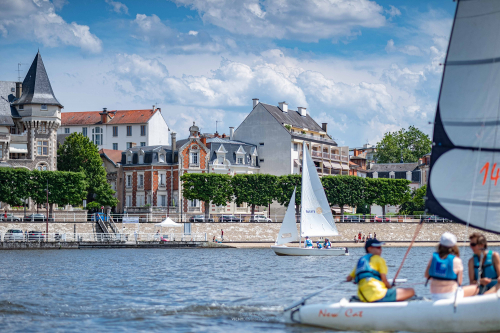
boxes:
[0,51,62,171]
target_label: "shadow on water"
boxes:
[0,246,497,332]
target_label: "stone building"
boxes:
[100,149,124,212]
[0,51,62,172]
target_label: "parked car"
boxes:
[341,215,362,222]
[370,216,391,223]
[189,215,214,222]
[249,215,272,222]
[420,215,452,223]
[0,213,21,222]
[27,231,44,241]
[219,215,242,222]
[4,229,24,241]
[23,214,54,222]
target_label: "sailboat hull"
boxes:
[271,245,348,256]
[289,292,500,332]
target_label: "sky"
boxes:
[0,0,456,147]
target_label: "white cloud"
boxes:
[0,0,102,53]
[105,0,128,14]
[385,5,401,18]
[381,64,426,90]
[385,39,396,53]
[385,39,421,56]
[173,0,387,42]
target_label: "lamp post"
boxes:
[46,179,49,240]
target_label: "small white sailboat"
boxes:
[271,143,347,256]
[286,0,500,331]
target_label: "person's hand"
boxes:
[480,277,492,286]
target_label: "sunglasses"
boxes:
[470,242,477,247]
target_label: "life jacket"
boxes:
[305,239,313,248]
[474,251,498,291]
[317,243,323,249]
[355,254,382,283]
[428,252,458,283]
[324,241,331,249]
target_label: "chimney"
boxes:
[322,123,328,132]
[222,133,226,138]
[252,98,259,108]
[298,107,307,117]
[171,132,177,152]
[201,136,207,145]
[100,108,109,124]
[131,142,137,148]
[15,82,22,99]
[229,127,234,140]
[279,102,288,113]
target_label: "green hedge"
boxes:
[413,211,425,216]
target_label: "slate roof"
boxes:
[12,51,63,108]
[207,137,258,166]
[121,145,178,165]
[62,109,158,126]
[0,82,16,126]
[369,162,419,172]
[100,149,123,166]
[260,103,324,132]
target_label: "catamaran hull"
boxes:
[271,246,348,256]
[289,292,500,332]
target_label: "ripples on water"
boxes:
[0,245,496,332]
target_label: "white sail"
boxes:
[300,144,338,237]
[275,188,299,245]
[426,0,500,233]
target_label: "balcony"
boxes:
[158,182,166,189]
[292,132,336,144]
[188,206,201,212]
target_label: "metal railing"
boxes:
[0,232,207,243]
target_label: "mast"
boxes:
[299,142,306,246]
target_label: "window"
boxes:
[237,157,243,164]
[139,175,144,187]
[217,155,224,164]
[127,126,132,136]
[92,127,103,146]
[293,143,298,151]
[189,199,199,207]
[127,142,132,149]
[37,163,48,171]
[113,126,118,137]
[37,141,48,156]
[140,125,146,136]
[140,142,146,147]
[136,195,145,206]
[0,144,3,159]
[159,174,165,186]
[64,128,70,134]
[82,127,87,137]
[259,159,264,163]
[139,154,144,164]
[259,142,264,146]
[190,152,199,165]
[159,154,165,163]
[18,105,23,110]
[160,195,166,207]
[126,195,132,207]
[113,143,118,150]
[127,175,132,187]
[127,154,132,164]
[41,104,47,110]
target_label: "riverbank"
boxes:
[227,241,500,248]
[0,241,232,250]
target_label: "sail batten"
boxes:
[426,0,500,233]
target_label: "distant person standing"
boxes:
[3,210,6,220]
[374,232,377,239]
[354,235,358,243]
[213,236,216,242]
[221,229,224,242]
[362,235,366,243]
[358,232,362,242]
[368,233,372,240]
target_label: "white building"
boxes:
[233,99,349,176]
[58,108,169,150]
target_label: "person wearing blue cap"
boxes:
[346,239,415,302]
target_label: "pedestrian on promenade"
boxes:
[213,236,216,242]
[3,210,6,220]
[374,232,377,239]
[354,235,358,243]
[362,235,366,243]
[369,233,372,240]
[221,229,224,242]
[358,232,362,242]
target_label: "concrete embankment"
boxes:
[0,241,233,250]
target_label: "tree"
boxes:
[365,178,411,216]
[399,185,426,215]
[180,173,233,221]
[275,174,301,216]
[321,175,366,217]
[57,133,117,207]
[0,168,32,207]
[375,126,431,163]
[231,174,277,219]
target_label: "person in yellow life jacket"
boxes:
[346,239,415,302]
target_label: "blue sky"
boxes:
[0,0,456,147]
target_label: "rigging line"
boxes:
[391,220,424,287]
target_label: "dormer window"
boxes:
[159,154,165,163]
[18,105,24,110]
[127,153,132,164]
[41,104,47,110]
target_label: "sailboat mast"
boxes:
[299,142,306,246]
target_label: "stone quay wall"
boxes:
[1,222,499,243]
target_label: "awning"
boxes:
[330,162,342,170]
[323,161,332,169]
[9,144,28,154]
[294,159,301,167]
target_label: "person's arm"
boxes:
[469,258,477,285]
[347,268,356,283]
[380,273,391,289]
[424,259,431,279]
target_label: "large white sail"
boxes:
[426,0,500,233]
[300,144,338,237]
[275,188,299,245]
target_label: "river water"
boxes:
[0,245,497,332]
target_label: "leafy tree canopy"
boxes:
[399,185,426,215]
[375,126,431,163]
[231,174,277,217]
[366,178,411,215]
[321,175,366,215]
[57,133,117,207]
